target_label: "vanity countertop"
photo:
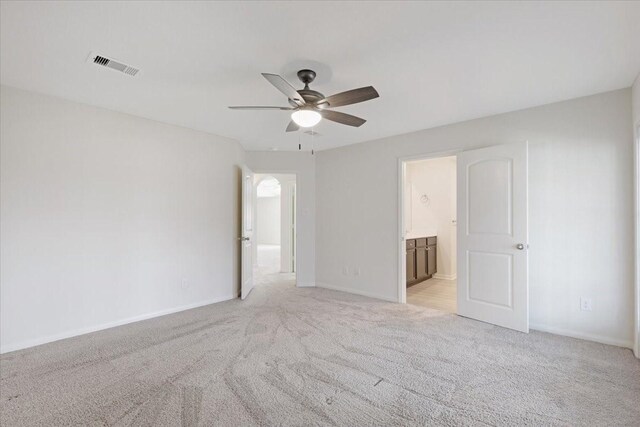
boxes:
[405,231,437,239]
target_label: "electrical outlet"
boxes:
[353,267,361,276]
[580,297,592,311]
[181,278,189,289]
[342,267,349,276]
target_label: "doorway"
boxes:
[398,143,530,332]
[253,173,296,285]
[403,156,457,313]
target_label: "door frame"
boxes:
[634,121,640,357]
[252,170,298,285]
[240,165,255,300]
[397,149,461,304]
[397,143,528,312]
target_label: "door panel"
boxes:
[406,248,416,281]
[416,247,427,280]
[427,246,437,277]
[468,251,512,307]
[241,166,254,300]
[468,160,513,235]
[457,142,528,332]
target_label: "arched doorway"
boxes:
[253,173,297,282]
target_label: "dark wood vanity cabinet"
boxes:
[406,236,437,286]
[426,243,437,277]
[406,249,416,282]
[406,238,416,282]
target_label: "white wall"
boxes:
[257,196,280,245]
[406,157,457,279]
[0,86,244,353]
[246,152,315,287]
[316,89,634,348]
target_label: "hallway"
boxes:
[255,245,295,288]
[256,244,281,276]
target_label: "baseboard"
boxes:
[433,273,457,280]
[296,282,316,288]
[530,323,633,349]
[316,282,398,302]
[0,294,236,354]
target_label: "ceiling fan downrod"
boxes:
[297,69,316,89]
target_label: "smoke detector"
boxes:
[87,52,140,77]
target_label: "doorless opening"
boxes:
[253,173,297,284]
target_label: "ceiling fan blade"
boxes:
[286,120,300,132]
[321,110,366,127]
[262,73,306,106]
[228,106,293,110]
[322,86,379,107]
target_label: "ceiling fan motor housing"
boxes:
[287,69,327,107]
[297,69,316,85]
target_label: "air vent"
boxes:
[88,52,140,77]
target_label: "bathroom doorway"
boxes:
[399,143,530,332]
[402,156,457,313]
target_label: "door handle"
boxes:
[238,237,250,241]
[516,243,527,250]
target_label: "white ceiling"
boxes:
[2,1,639,151]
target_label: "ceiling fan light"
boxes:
[291,110,321,128]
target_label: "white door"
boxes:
[240,166,254,300]
[457,142,529,332]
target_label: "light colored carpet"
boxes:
[1,274,639,426]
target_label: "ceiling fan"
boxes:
[228,69,379,132]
